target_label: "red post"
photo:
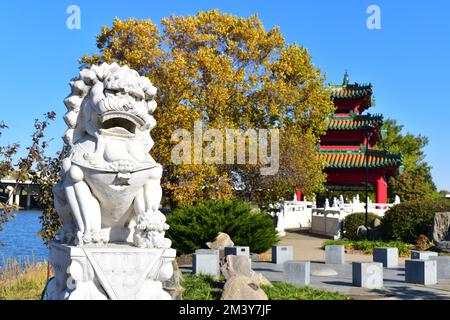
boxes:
[296,189,302,201]
[376,176,387,204]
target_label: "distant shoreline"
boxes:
[0,204,41,211]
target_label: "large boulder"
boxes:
[250,271,273,287]
[221,255,252,280]
[432,212,450,243]
[163,260,183,300]
[221,275,268,300]
[206,232,234,250]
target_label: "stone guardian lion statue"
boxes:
[53,62,171,249]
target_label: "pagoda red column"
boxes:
[376,176,387,204]
[296,188,302,201]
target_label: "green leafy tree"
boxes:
[0,113,56,244]
[377,119,438,201]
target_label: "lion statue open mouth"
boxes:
[53,62,171,249]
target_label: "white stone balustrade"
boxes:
[271,193,400,239]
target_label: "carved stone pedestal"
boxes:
[47,241,176,300]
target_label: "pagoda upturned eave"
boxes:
[329,83,373,100]
[319,149,403,171]
[328,73,375,113]
[325,114,384,130]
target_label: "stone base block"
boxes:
[47,241,176,300]
[272,246,293,264]
[373,247,398,268]
[325,245,345,264]
[405,259,437,285]
[224,246,250,258]
[429,256,450,279]
[192,249,220,276]
[284,261,310,286]
[352,262,383,289]
[410,250,438,260]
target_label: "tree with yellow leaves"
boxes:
[81,10,335,208]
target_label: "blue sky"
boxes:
[0,0,449,190]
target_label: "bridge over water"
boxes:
[0,178,40,209]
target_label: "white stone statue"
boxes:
[53,62,170,249]
[332,197,338,208]
[48,63,175,300]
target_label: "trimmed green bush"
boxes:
[381,200,450,243]
[166,200,278,255]
[342,212,378,240]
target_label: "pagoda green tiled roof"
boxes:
[319,149,402,169]
[329,72,374,100]
[326,114,384,130]
[329,83,373,99]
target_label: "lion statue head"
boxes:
[62,62,158,171]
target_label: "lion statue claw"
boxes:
[53,62,171,249]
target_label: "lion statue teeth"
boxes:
[53,62,171,248]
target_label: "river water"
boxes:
[0,210,48,267]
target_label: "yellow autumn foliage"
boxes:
[81,10,335,207]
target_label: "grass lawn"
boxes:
[182,274,350,300]
[181,274,224,300]
[1,260,350,300]
[0,257,48,300]
[262,283,349,300]
[323,239,411,257]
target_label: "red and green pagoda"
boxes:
[318,72,403,203]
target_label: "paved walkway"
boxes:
[277,229,407,265]
[263,230,450,299]
[180,230,450,300]
[252,261,450,300]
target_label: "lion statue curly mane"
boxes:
[53,62,171,249]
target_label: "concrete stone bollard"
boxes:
[373,247,398,268]
[192,249,220,276]
[272,246,293,264]
[429,256,450,280]
[410,250,438,260]
[352,262,383,289]
[284,261,310,286]
[224,246,250,259]
[405,259,437,285]
[325,245,345,264]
